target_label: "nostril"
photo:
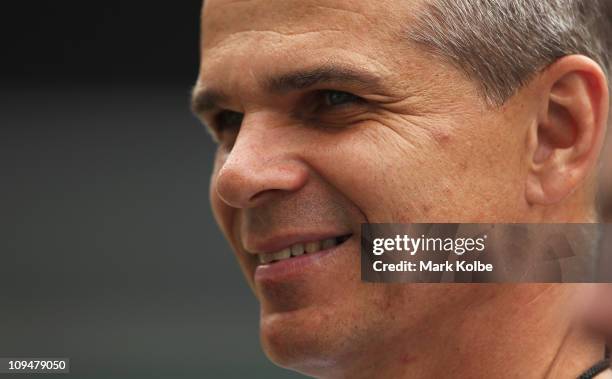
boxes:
[248,189,284,205]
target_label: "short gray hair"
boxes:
[408,0,612,105]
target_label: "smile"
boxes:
[257,235,352,265]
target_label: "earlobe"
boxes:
[525,55,609,206]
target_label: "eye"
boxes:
[215,110,244,130]
[321,90,361,107]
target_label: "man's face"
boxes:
[196,0,540,373]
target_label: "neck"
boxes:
[330,285,605,379]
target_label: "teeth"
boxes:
[273,248,291,261]
[258,236,349,264]
[259,253,274,264]
[305,241,321,253]
[322,238,335,249]
[291,244,304,256]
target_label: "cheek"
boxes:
[304,123,449,221]
[305,118,527,222]
[444,122,527,214]
[422,122,528,221]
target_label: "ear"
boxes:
[526,55,609,206]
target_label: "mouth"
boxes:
[256,234,352,265]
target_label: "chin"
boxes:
[259,303,352,375]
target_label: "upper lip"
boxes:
[242,230,352,254]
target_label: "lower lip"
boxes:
[254,237,352,283]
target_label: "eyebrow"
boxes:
[265,65,383,93]
[191,65,383,115]
[190,88,228,115]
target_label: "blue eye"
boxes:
[322,91,360,107]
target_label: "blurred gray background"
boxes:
[0,1,304,378]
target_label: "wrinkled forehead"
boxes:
[198,0,422,95]
[201,0,415,48]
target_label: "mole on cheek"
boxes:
[430,129,452,145]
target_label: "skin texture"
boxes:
[193,0,610,377]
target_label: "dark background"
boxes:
[1,2,303,378]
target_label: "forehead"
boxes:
[198,0,421,89]
[201,0,415,46]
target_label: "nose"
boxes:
[214,121,309,209]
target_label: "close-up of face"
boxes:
[193,0,609,377]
